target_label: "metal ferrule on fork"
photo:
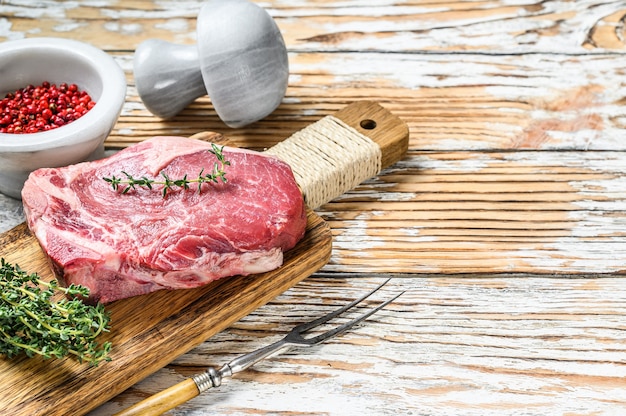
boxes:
[192,366,223,392]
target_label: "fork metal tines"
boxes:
[114,280,403,416]
[193,279,403,392]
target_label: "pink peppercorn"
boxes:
[0,82,96,134]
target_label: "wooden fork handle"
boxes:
[113,378,199,416]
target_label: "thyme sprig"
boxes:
[0,259,112,366]
[103,144,231,197]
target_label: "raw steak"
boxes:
[22,136,307,304]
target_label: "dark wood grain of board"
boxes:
[0,129,333,416]
[0,209,331,416]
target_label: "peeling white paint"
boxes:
[574,176,626,195]
[0,17,22,39]
[120,102,146,116]
[0,194,23,232]
[82,1,117,7]
[408,153,493,172]
[53,22,87,32]
[154,18,189,33]
[1,3,72,19]
[103,22,143,35]
[332,212,386,251]
[403,231,438,243]
[116,128,135,136]
[100,7,198,20]
[301,108,319,116]
[375,191,417,202]
[281,96,302,104]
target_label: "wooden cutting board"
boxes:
[0,101,408,416]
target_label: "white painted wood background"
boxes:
[1,1,626,415]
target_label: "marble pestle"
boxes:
[133,0,289,128]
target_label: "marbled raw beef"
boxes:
[22,136,307,304]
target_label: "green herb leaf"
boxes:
[0,259,112,366]
[102,146,230,197]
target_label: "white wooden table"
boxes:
[1,1,625,415]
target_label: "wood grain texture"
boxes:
[0,126,333,416]
[1,1,626,415]
[2,0,624,54]
[0,211,331,416]
[92,275,626,416]
[4,1,626,152]
[322,150,626,274]
[112,378,200,416]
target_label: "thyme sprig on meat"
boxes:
[103,144,231,197]
[0,259,112,366]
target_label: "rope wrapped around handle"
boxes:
[265,115,382,209]
[265,101,409,209]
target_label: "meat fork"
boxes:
[115,280,403,416]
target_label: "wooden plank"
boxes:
[98,50,626,152]
[319,150,626,274]
[1,1,624,53]
[90,274,626,416]
[3,3,626,153]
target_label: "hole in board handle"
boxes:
[360,119,377,130]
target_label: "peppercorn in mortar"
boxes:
[0,82,95,134]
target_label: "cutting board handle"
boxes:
[265,101,409,209]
